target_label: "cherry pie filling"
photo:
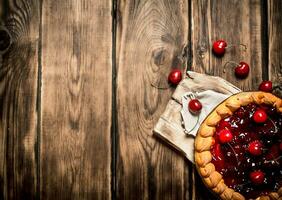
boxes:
[211,103,282,199]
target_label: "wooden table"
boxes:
[0,0,281,199]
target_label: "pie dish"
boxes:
[194,92,282,200]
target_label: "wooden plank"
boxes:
[0,0,40,199]
[154,100,195,161]
[268,0,282,97]
[40,0,112,199]
[0,1,40,199]
[191,0,264,91]
[190,0,265,199]
[116,0,190,199]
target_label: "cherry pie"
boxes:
[195,92,282,200]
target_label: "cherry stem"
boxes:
[225,43,247,51]
[185,114,199,135]
[223,61,239,73]
[227,142,240,167]
[264,155,281,165]
[268,117,278,133]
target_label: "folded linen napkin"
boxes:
[153,71,241,163]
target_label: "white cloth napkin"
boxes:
[154,71,241,163]
[181,90,232,137]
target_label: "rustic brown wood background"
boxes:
[0,0,281,199]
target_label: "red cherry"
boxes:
[217,120,231,131]
[188,99,202,114]
[248,140,263,156]
[250,170,265,185]
[212,40,227,56]
[259,81,273,92]
[235,62,249,78]
[168,69,182,85]
[253,109,267,123]
[280,142,282,151]
[218,129,233,143]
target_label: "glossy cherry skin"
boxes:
[212,40,227,56]
[217,120,231,130]
[188,99,202,114]
[253,110,267,123]
[259,81,273,92]
[218,129,233,143]
[250,170,265,185]
[168,69,182,85]
[235,62,249,78]
[248,140,263,156]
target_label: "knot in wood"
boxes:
[0,27,11,53]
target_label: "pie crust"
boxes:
[194,92,282,200]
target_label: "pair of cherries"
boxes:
[214,40,275,92]
[213,40,250,79]
[167,70,203,114]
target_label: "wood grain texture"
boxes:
[116,0,190,199]
[191,0,264,91]
[0,1,40,199]
[268,0,282,94]
[40,0,112,199]
[0,0,280,199]
[190,0,266,199]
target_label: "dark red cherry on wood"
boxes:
[224,61,250,79]
[188,99,202,114]
[168,69,182,85]
[213,40,247,57]
[250,170,265,185]
[259,81,273,92]
[253,109,267,123]
[235,62,249,78]
[212,40,227,56]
